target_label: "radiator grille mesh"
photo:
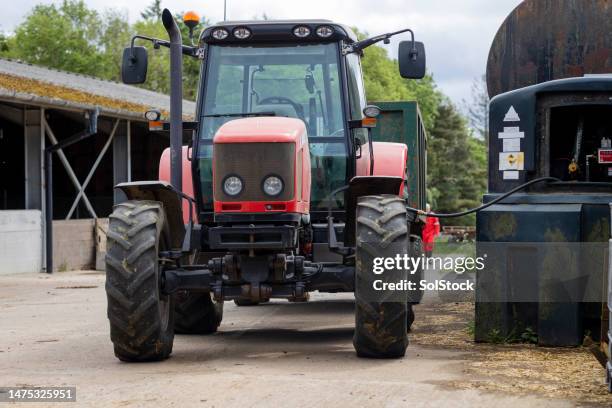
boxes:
[214,142,295,202]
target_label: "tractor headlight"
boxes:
[293,26,311,38]
[144,109,161,121]
[316,25,334,38]
[262,175,284,197]
[223,175,243,196]
[363,105,381,118]
[212,28,229,40]
[233,27,251,39]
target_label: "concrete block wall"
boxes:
[52,219,95,272]
[95,218,109,271]
[0,213,109,274]
[0,210,43,274]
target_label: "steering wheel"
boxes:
[258,96,305,120]
[329,128,345,137]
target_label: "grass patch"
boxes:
[432,238,476,258]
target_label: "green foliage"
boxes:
[1,0,130,81]
[99,9,132,82]
[427,101,487,226]
[433,238,476,257]
[0,0,203,99]
[520,327,538,344]
[3,1,108,75]
[487,326,539,344]
[0,33,10,53]
[124,16,203,100]
[486,328,508,343]
[466,320,475,337]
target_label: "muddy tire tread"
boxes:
[105,200,174,362]
[354,195,409,358]
[174,292,223,334]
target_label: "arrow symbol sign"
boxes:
[504,106,521,122]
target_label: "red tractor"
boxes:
[106,9,426,361]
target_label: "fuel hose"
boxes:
[408,176,561,218]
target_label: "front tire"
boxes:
[409,234,424,304]
[105,200,174,362]
[407,304,415,332]
[354,195,409,358]
[234,299,261,306]
[174,291,223,334]
[233,299,270,306]
[407,235,423,332]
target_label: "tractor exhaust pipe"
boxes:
[162,9,183,192]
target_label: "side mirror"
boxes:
[398,41,426,79]
[121,46,148,84]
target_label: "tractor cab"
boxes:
[194,20,425,221]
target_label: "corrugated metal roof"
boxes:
[0,58,196,120]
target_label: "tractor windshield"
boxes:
[200,43,344,138]
[198,43,348,212]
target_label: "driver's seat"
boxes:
[252,104,299,119]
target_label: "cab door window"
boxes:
[346,53,371,175]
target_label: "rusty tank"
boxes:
[486,0,612,98]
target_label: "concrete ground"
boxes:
[0,271,607,407]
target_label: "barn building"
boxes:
[0,59,195,273]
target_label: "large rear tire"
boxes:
[354,195,409,358]
[105,200,174,362]
[174,291,223,334]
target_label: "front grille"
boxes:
[214,142,295,202]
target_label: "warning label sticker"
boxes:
[499,152,524,171]
[598,149,612,164]
[503,171,520,180]
[502,138,521,152]
[498,127,525,139]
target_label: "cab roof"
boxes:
[200,20,358,44]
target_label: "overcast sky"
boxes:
[0,0,523,106]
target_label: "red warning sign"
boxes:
[598,149,612,164]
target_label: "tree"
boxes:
[141,0,162,21]
[130,12,207,100]
[427,101,487,226]
[98,9,132,82]
[0,0,131,82]
[0,33,9,53]
[0,0,207,100]
[464,75,490,143]
[2,1,108,75]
